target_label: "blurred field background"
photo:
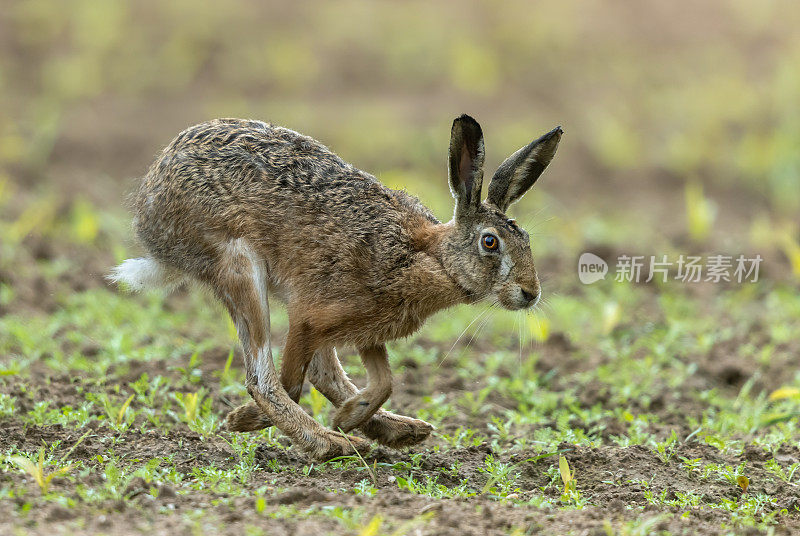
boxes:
[2,1,800,534]
[1,0,799,292]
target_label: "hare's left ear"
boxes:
[487,126,562,212]
[448,114,485,217]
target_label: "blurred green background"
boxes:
[1,0,799,312]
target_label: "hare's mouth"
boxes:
[497,284,540,310]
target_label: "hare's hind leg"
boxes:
[279,322,317,403]
[226,318,317,431]
[212,239,368,459]
[308,348,434,448]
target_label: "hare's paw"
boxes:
[332,393,387,433]
[332,399,369,433]
[361,411,433,449]
[306,430,372,461]
[225,401,273,432]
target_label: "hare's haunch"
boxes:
[110,115,562,459]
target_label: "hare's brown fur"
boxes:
[113,116,561,459]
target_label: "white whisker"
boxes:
[437,304,492,368]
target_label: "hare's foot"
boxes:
[248,389,370,461]
[223,400,431,449]
[361,410,433,448]
[307,429,372,460]
[333,387,391,433]
[225,401,273,432]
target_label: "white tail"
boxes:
[107,257,185,292]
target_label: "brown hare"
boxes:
[110,115,561,460]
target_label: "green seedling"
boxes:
[305,386,327,420]
[216,349,243,393]
[765,458,800,483]
[174,389,206,423]
[654,430,679,464]
[10,448,72,494]
[559,455,581,505]
[779,233,800,277]
[116,394,134,426]
[94,392,136,431]
[685,181,716,242]
[173,351,203,384]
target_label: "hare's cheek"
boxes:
[498,255,513,279]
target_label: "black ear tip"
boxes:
[454,114,480,128]
[535,125,563,145]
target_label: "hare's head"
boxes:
[440,114,561,311]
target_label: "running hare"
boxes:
[110,115,561,459]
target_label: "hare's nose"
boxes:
[521,287,539,304]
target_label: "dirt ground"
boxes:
[1,316,799,535]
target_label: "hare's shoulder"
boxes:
[386,187,439,225]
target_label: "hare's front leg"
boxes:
[307,348,433,448]
[331,345,393,433]
[213,241,368,460]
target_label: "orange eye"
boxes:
[481,234,499,251]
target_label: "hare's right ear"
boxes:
[487,126,562,212]
[448,114,485,217]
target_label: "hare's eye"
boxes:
[481,234,499,251]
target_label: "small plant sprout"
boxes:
[779,232,800,278]
[116,394,134,426]
[10,448,72,494]
[765,458,800,483]
[684,181,716,242]
[174,389,205,423]
[174,351,203,384]
[601,301,621,335]
[479,454,520,497]
[216,349,240,392]
[93,392,136,431]
[354,478,378,496]
[558,455,581,505]
[736,475,749,495]
[680,457,703,475]
[306,386,327,421]
[654,430,679,464]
